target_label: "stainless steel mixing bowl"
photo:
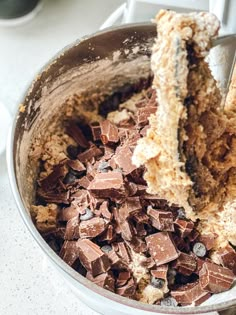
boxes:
[7,23,236,315]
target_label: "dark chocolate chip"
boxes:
[64,172,77,184]
[160,297,178,307]
[80,208,94,221]
[67,145,80,159]
[177,208,186,219]
[101,245,113,253]
[151,277,165,289]
[98,161,111,173]
[193,242,207,257]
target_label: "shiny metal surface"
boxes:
[6,23,236,315]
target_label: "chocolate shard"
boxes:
[77,144,103,163]
[77,176,91,189]
[151,265,168,281]
[79,217,107,239]
[59,204,80,221]
[76,239,110,276]
[116,277,136,298]
[146,232,179,266]
[37,189,70,204]
[64,216,80,240]
[67,159,86,173]
[100,120,119,144]
[38,165,68,191]
[174,219,194,238]
[136,106,157,127]
[126,236,147,253]
[59,240,80,267]
[113,242,131,264]
[116,271,131,287]
[90,122,101,142]
[114,145,137,175]
[66,121,89,148]
[199,261,235,293]
[171,281,211,306]
[88,172,125,200]
[119,196,142,221]
[99,200,112,220]
[86,271,115,292]
[120,220,134,241]
[98,225,115,243]
[147,207,174,232]
[212,245,236,275]
[173,252,197,276]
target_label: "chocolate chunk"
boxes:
[146,232,179,266]
[64,216,80,240]
[114,242,131,264]
[98,225,115,242]
[173,235,190,252]
[214,245,236,274]
[79,217,106,238]
[77,145,103,163]
[136,106,157,127]
[132,212,150,224]
[39,165,68,191]
[80,208,94,221]
[37,189,70,204]
[193,242,207,257]
[116,277,136,298]
[116,271,131,287]
[77,176,91,189]
[59,241,79,266]
[66,122,89,148]
[160,297,178,307]
[175,219,194,237]
[120,220,134,241]
[173,252,197,275]
[86,271,115,292]
[151,277,165,289]
[67,159,86,173]
[126,236,147,253]
[100,120,119,144]
[99,201,112,220]
[59,204,80,221]
[114,145,137,175]
[147,207,174,232]
[199,261,235,293]
[119,197,142,221]
[90,123,101,142]
[88,172,125,200]
[76,239,110,276]
[198,233,217,250]
[171,281,211,306]
[151,265,168,281]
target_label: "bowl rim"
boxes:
[7,22,236,314]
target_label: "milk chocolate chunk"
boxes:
[88,172,125,200]
[119,196,142,221]
[78,176,91,189]
[59,241,80,266]
[39,165,68,191]
[114,145,137,175]
[173,252,197,276]
[151,265,168,281]
[100,120,119,144]
[66,122,89,148]
[198,234,217,251]
[116,277,136,298]
[136,106,157,127]
[64,216,80,240]
[86,271,115,292]
[146,232,179,266]
[79,217,106,239]
[147,207,174,232]
[175,219,194,238]
[126,236,147,253]
[116,271,131,287]
[98,225,115,243]
[199,261,235,293]
[213,245,236,275]
[67,159,86,173]
[76,239,110,276]
[77,145,103,163]
[120,220,134,241]
[99,201,112,220]
[37,189,70,205]
[171,281,211,306]
[90,123,101,142]
[114,242,131,264]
